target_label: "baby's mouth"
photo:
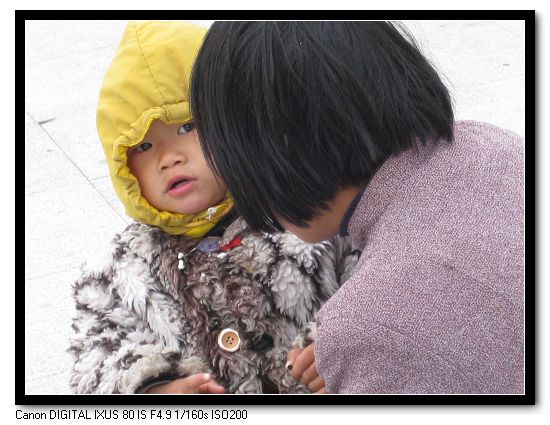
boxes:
[166,176,196,195]
[169,178,188,190]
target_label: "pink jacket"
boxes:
[315,121,525,394]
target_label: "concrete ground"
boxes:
[24,20,525,395]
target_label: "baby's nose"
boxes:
[160,158,182,170]
[159,150,186,170]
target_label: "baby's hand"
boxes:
[286,344,327,394]
[145,373,226,394]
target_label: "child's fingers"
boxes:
[314,387,328,394]
[178,373,213,392]
[200,381,226,394]
[286,348,303,371]
[290,344,315,380]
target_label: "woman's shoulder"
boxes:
[453,120,524,153]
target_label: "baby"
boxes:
[68,21,358,394]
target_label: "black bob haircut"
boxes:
[190,21,454,233]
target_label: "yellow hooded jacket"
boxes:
[97,21,233,238]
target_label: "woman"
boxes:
[189,21,525,394]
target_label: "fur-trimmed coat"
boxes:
[68,218,358,394]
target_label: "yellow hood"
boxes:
[97,21,233,237]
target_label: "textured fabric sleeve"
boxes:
[68,271,207,394]
[314,257,524,394]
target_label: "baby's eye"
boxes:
[177,123,195,135]
[134,142,152,153]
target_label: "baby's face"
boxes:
[127,119,227,214]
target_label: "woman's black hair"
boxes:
[190,21,454,233]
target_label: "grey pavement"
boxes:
[24,20,525,394]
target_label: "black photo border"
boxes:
[18,8,535,406]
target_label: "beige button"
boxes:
[218,328,241,352]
